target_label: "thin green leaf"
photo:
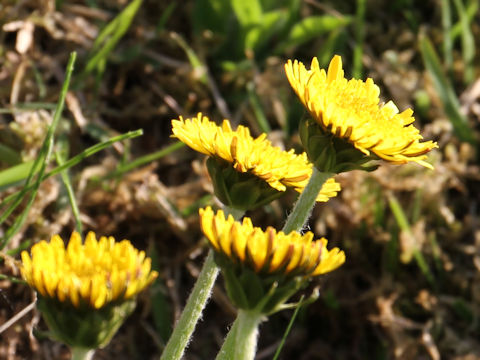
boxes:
[231,0,263,53]
[106,141,184,179]
[412,249,435,286]
[272,295,306,360]
[6,238,32,256]
[245,10,287,52]
[192,0,231,34]
[0,103,57,113]
[352,0,366,78]
[316,28,346,67]
[411,188,423,224]
[388,195,409,232]
[441,0,453,70]
[179,194,213,217]
[429,233,444,276]
[81,0,143,77]
[1,52,76,249]
[278,15,351,52]
[0,143,21,165]
[419,34,475,144]
[452,0,475,84]
[31,62,47,99]
[0,274,26,285]
[1,129,143,208]
[247,82,271,133]
[170,32,207,84]
[231,0,262,27]
[149,242,172,343]
[388,194,435,286]
[156,2,176,33]
[0,161,35,190]
[55,137,82,235]
[450,0,477,39]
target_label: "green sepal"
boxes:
[259,278,306,315]
[274,286,320,313]
[239,268,267,309]
[300,117,379,173]
[206,157,283,211]
[206,157,233,206]
[222,263,250,309]
[215,250,319,315]
[229,181,262,210]
[36,295,136,349]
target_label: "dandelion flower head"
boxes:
[199,207,345,277]
[172,113,340,201]
[21,232,158,309]
[285,55,437,168]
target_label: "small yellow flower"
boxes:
[171,113,340,202]
[285,55,437,168]
[21,232,158,309]
[199,207,345,277]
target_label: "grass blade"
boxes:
[277,15,351,53]
[0,161,35,190]
[1,52,76,248]
[81,0,143,78]
[55,136,82,235]
[452,0,475,84]
[419,34,475,144]
[1,129,143,208]
[170,32,207,84]
[0,144,21,166]
[440,0,453,71]
[245,9,287,54]
[388,194,435,286]
[352,0,366,78]
[450,0,477,39]
[272,295,305,360]
[106,140,184,179]
[0,102,57,113]
[149,242,172,344]
[0,274,26,284]
[247,82,271,133]
[231,0,262,52]
[231,0,262,28]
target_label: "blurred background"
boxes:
[0,0,479,359]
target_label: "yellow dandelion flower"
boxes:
[285,55,438,168]
[172,113,340,203]
[21,232,158,309]
[199,207,345,277]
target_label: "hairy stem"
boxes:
[282,168,333,233]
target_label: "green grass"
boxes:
[420,34,475,145]
[388,194,435,287]
[1,52,77,248]
[79,0,143,83]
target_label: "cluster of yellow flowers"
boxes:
[20,55,436,359]
[168,55,436,286]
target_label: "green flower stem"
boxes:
[282,168,334,234]
[160,250,218,360]
[160,205,244,360]
[71,348,94,360]
[215,310,263,360]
